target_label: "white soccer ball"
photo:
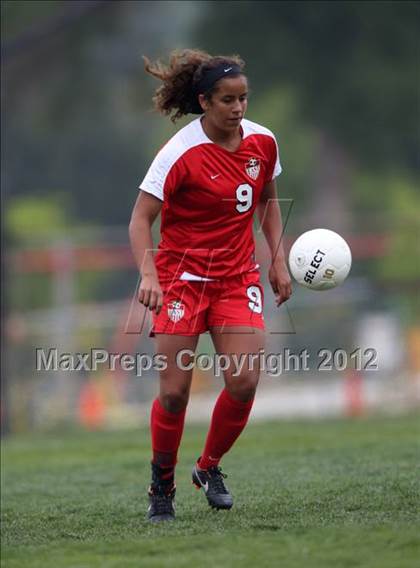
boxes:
[288,229,352,291]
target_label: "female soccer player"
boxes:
[129,49,292,522]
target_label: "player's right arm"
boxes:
[129,190,163,314]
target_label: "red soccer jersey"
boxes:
[139,117,282,283]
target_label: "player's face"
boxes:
[201,75,248,131]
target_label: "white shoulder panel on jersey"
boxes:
[241,118,276,140]
[241,118,282,179]
[139,118,210,201]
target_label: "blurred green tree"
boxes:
[196,0,419,172]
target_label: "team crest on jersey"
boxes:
[245,157,260,180]
[168,300,185,323]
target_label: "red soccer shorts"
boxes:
[150,270,265,336]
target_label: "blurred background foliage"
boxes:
[2,1,418,220]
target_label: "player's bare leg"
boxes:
[192,326,265,509]
[154,333,200,415]
[210,325,265,401]
[148,333,199,522]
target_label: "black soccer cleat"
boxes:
[192,462,233,510]
[147,462,176,523]
[147,485,176,523]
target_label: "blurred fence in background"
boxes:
[3,213,420,434]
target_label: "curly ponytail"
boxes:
[143,49,245,123]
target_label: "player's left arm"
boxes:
[257,179,292,306]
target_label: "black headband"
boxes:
[190,63,243,114]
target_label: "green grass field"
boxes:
[2,413,420,568]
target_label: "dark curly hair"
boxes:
[143,49,245,123]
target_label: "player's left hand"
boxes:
[269,260,292,306]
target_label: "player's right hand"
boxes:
[138,274,163,314]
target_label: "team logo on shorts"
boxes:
[168,300,185,323]
[245,157,260,180]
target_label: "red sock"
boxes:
[150,398,186,468]
[198,388,254,470]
